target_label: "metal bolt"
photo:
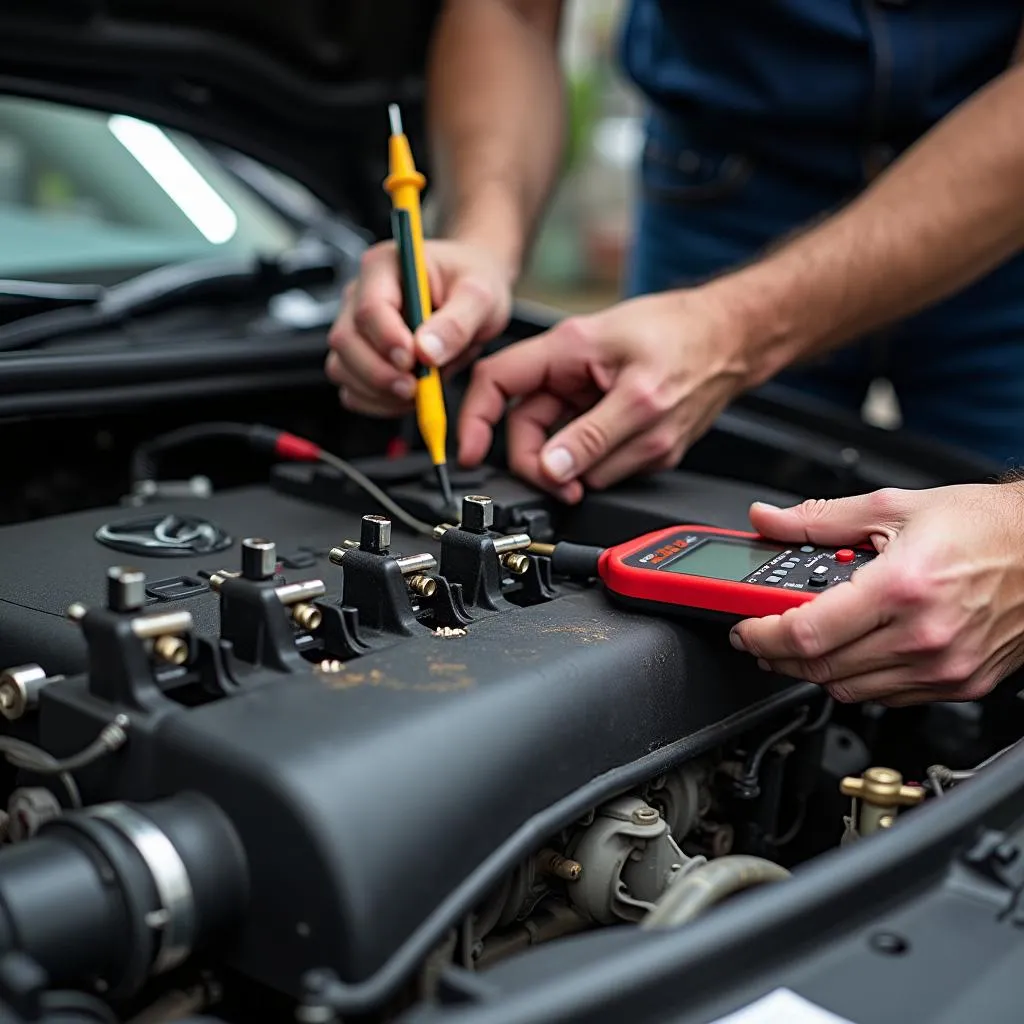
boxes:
[461,495,494,532]
[631,806,661,826]
[241,538,277,581]
[360,515,391,554]
[153,635,189,666]
[870,932,909,956]
[408,574,437,598]
[328,547,347,566]
[67,602,87,622]
[537,849,583,882]
[0,667,53,723]
[107,566,146,612]
[432,523,455,539]
[394,553,438,576]
[502,553,530,575]
[292,603,322,631]
[492,533,533,555]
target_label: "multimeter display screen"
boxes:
[661,539,783,581]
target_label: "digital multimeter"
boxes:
[592,525,876,621]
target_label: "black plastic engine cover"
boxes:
[0,465,816,996]
[37,591,813,996]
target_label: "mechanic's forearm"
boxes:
[715,63,1024,385]
[427,0,566,279]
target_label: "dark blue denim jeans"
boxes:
[623,112,1024,469]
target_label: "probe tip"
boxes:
[435,463,455,516]
[388,103,403,136]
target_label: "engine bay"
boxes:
[0,427,1022,1024]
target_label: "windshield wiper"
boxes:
[0,279,105,322]
[0,242,340,353]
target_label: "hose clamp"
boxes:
[87,803,196,973]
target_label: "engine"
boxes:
[0,456,1017,1024]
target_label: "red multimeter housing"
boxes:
[597,525,875,621]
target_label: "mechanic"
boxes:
[727,480,1024,707]
[326,0,1024,506]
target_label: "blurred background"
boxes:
[515,0,638,314]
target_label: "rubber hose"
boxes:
[640,855,791,930]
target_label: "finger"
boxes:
[583,421,685,490]
[820,667,949,705]
[339,384,412,418]
[537,368,665,488]
[731,560,890,660]
[348,247,416,369]
[457,337,553,467]
[755,624,912,685]
[506,394,584,504]
[415,277,506,369]
[328,330,417,403]
[747,489,915,549]
[325,349,344,386]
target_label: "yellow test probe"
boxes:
[384,103,454,513]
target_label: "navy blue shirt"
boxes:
[620,1,1023,155]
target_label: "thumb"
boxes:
[415,277,503,368]
[749,490,914,547]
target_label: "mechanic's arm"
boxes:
[729,481,1024,706]
[459,59,1024,503]
[325,0,566,416]
[721,61,1024,383]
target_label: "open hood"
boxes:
[0,0,443,238]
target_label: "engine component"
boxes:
[640,855,791,929]
[11,521,813,1008]
[0,794,245,997]
[6,788,62,843]
[566,797,704,925]
[0,665,58,722]
[642,764,710,840]
[840,766,925,841]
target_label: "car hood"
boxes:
[0,0,442,237]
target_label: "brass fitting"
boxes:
[407,574,437,598]
[537,848,583,882]
[527,542,556,558]
[840,766,924,836]
[291,603,322,631]
[153,635,189,666]
[501,552,530,575]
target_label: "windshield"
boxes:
[0,95,302,282]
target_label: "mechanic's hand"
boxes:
[325,239,514,417]
[730,483,1024,707]
[457,289,750,503]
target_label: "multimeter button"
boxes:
[765,575,783,584]
[812,565,829,575]
[800,545,815,553]
[774,569,788,576]
[809,576,829,588]
[835,548,855,563]
[781,560,798,569]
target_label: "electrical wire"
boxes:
[314,448,438,538]
[0,714,129,810]
[129,422,441,538]
[926,737,1022,797]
